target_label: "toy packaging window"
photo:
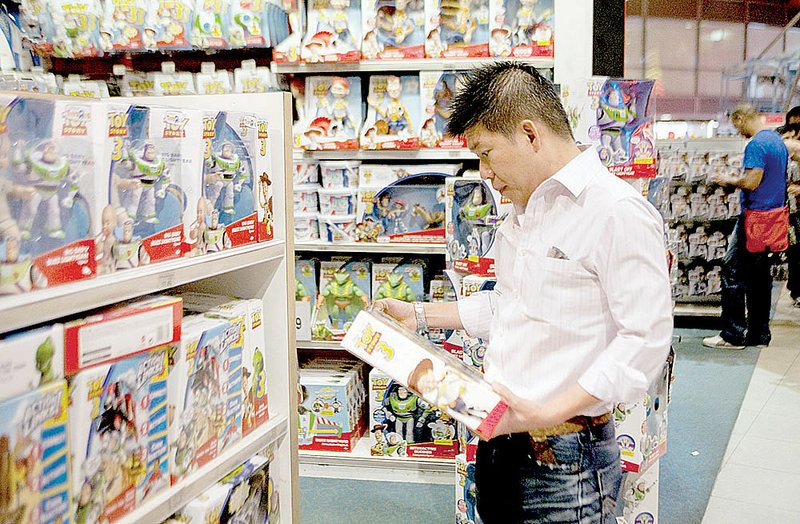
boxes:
[100,0,151,52]
[229,0,268,47]
[489,0,553,58]
[48,0,104,58]
[191,0,232,49]
[301,0,362,63]
[150,0,194,50]
[314,259,371,341]
[1,96,102,294]
[298,367,365,452]
[70,348,170,522]
[295,258,318,341]
[0,324,65,403]
[361,0,426,60]
[456,449,483,524]
[372,261,425,302]
[271,0,306,63]
[424,0,489,58]
[419,71,467,149]
[361,75,420,150]
[341,310,508,439]
[300,76,362,151]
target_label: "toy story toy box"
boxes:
[313,258,371,341]
[191,0,231,49]
[372,260,425,303]
[445,173,513,275]
[341,310,508,439]
[149,0,194,50]
[100,0,151,53]
[456,444,483,524]
[361,75,420,150]
[361,0,426,60]
[419,71,467,149]
[298,368,364,452]
[169,314,243,484]
[489,0,553,58]
[229,1,268,48]
[424,0,489,58]
[271,0,306,63]
[301,0,362,62]
[0,380,70,524]
[0,324,64,403]
[299,76,362,151]
[63,294,182,375]
[69,347,170,522]
[49,0,104,58]
[560,78,657,178]
[369,368,458,459]
[0,95,103,294]
[620,461,660,524]
[295,257,318,341]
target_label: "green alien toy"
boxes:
[252,348,266,400]
[318,268,369,330]
[35,336,56,386]
[296,279,310,302]
[374,272,417,302]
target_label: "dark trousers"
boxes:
[720,219,774,346]
[788,240,800,301]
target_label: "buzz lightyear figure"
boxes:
[204,209,230,252]
[193,9,224,47]
[116,142,170,225]
[205,141,247,215]
[0,221,35,294]
[596,81,637,165]
[114,218,148,269]
[375,272,417,301]
[14,141,78,240]
[458,186,499,255]
[319,267,369,330]
[383,385,419,443]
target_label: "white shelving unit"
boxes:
[297,339,344,350]
[272,57,554,74]
[295,240,445,255]
[293,149,478,161]
[0,93,299,523]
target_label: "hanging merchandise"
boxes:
[299,76,362,150]
[19,0,54,55]
[424,0,489,58]
[61,74,111,98]
[361,0,425,60]
[270,0,305,63]
[301,0,362,62]
[49,0,104,58]
[196,61,234,94]
[229,0,267,47]
[100,0,152,52]
[150,0,195,50]
[419,71,467,149]
[489,0,553,58]
[115,65,155,96]
[152,61,198,95]
[234,59,275,93]
[361,74,420,150]
[0,5,32,72]
[191,0,232,49]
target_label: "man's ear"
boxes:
[520,119,540,150]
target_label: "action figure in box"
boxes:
[300,76,361,150]
[150,0,194,49]
[302,0,361,62]
[489,0,553,57]
[373,261,424,302]
[424,0,489,58]
[100,0,149,52]
[318,267,369,330]
[362,75,419,150]
[382,384,419,442]
[49,0,103,58]
[191,0,230,48]
[362,0,425,59]
[230,0,267,47]
[205,141,246,215]
[115,141,171,225]
[419,71,466,149]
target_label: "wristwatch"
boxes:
[412,302,428,334]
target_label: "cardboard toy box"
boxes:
[419,71,467,149]
[298,368,364,452]
[301,0,362,63]
[63,294,182,375]
[299,76,362,151]
[369,368,458,459]
[445,173,513,276]
[372,260,425,303]
[70,347,170,522]
[169,315,243,484]
[360,75,420,150]
[151,0,194,50]
[620,461,660,524]
[295,258,318,341]
[456,441,483,524]
[361,0,425,60]
[424,0,489,58]
[342,310,508,439]
[313,259,371,341]
[100,0,150,53]
[271,0,306,64]
[0,323,64,402]
[0,380,70,523]
[488,0,554,58]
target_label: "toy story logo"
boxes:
[201,80,227,94]
[257,120,269,140]
[201,0,225,13]
[62,106,89,136]
[62,4,99,32]
[354,324,395,361]
[251,308,262,330]
[21,389,63,436]
[162,111,190,138]
[203,115,218,139]
[136,352,166,388]
[158,80,190,95]
[108,112,130,137]
[111,0,146,24]
[128,79,154,94]
[239,115,257,138]
[0,102,12,134]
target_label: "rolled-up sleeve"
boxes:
[457,289,500,341]
[577,197,673,404]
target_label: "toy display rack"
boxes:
[295,241,446,255]
[0,93,300,523]
[293,149,479,161]
[272,57,554,75]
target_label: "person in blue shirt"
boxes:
[704,104,788,350]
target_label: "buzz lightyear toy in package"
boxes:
[270,0,305,63]
[191,0,231,49]
[361,75,419,150]
[424,0,489,58]
[361,0,425,60]
[342,309,508,439]
[301,0,362,62]
[149,0,194,50]
[300,76,362,150]
[49,0,104,58]
[229,0,267,47]
[561,78,657,178]
[100,0,151,52]
[489,0,553,58]
[419,71,466,149]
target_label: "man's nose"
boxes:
[479,162,494,180]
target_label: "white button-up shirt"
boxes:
[458,147,673,416]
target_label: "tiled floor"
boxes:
[703,286,800,523]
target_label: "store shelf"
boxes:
[117,415,288,524]
[297,339,346,350]
[299,436,455,484]
[273,57,554,74]
[295,240,446,254]
[674,303,722,317]
[0,241,285,334]
[293,149,477,161]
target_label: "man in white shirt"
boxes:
[374,62,673,523]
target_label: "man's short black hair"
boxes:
[787,105,800,123]
[446,61,574,141]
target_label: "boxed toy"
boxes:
[233,60,276,93]
[427,276,456,345]
[298,369,364,452]
[489,0,553,58]
[614,350,673,473]
[419,71,467,149]
[70,347,169,522]
[150,0,194,50]
[299,76,362,150]
[342,310,508,439]
[172,455,270,523]
[621,461,660,524]
[0,95,102,293]
[61,75,111,98]
[0,380,70,523]
[372,260,425,302]
[361,75,419,150]
[169,314,243,483]
[369,368,458,459]
[456,444,483,524]
[560,78,656,178]
[195,62,234,95]
[152,67,198,96]
[313,259,371,340]
[320,160,360,188]
[49,0,103,58]
[445,173,513,275]
[301,0,361,62]
[361,0,425,60]
[295,257,318,341]
[190,0,231,49]
[424,0,489,58]
[0,324,64,403]
[100,0,150,52]
[63,294,182,375]
[270,0,306,63]
[229,1,267,47]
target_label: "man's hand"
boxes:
[788,183,800,197]
[785,138,800,161]
[371,298,416,332]
[710,171,735,186]
[488,383,559,437]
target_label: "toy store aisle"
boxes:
[702,287,800,523]
[300,476,454,524]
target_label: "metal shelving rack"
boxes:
[272,57,554,74]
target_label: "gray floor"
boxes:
[300,328,760,524]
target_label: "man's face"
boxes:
[732,117,754,138]
[789,115,800,126]
[467,124,541,207]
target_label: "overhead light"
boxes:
[708,29,726,42]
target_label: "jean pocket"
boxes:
[524,433,582,473]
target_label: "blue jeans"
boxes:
[720,219,774,346]
[475,420,622,523]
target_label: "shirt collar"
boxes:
[546,145,601,198]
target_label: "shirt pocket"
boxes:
[517,254,600,323]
